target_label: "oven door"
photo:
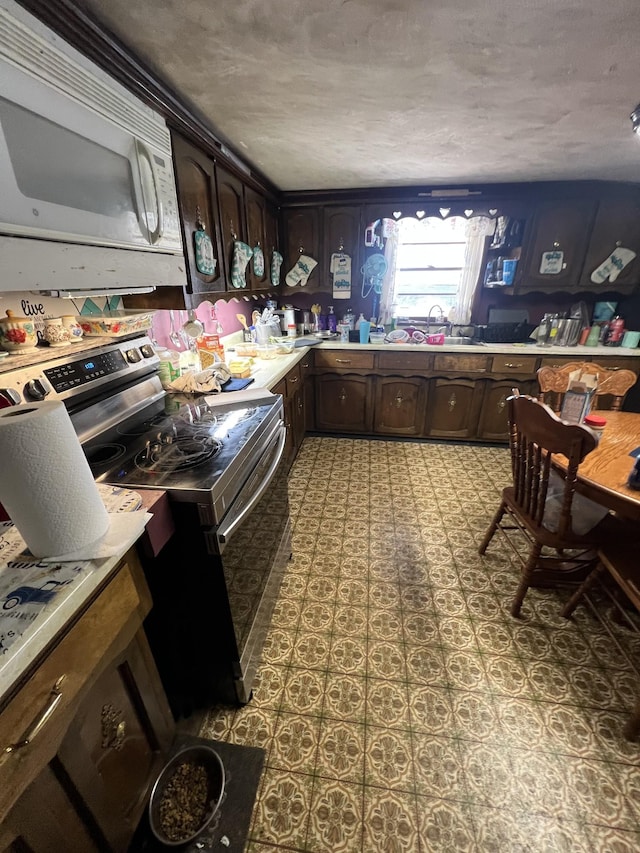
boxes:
[206,418,291,703]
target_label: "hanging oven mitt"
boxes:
[231,241,253,289]
[285,254,317,287]
[271,250,283,286]
[252,244,265,278]
[590,246,636,283]
[194,226,216,276]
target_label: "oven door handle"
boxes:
[216,421,286,551]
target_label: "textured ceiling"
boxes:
[77,0,640,191]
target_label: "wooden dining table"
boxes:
[564,411,640,521]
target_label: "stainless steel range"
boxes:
[0,335,291,715]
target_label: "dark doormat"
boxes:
[129,734,265,852]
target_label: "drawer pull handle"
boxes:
[335,359,352,365]
[503,362,524,369]
[288,376,299,383]
[1,675,66,764]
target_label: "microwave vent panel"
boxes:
[0,4,170,154]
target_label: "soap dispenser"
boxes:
[355,312,366,331]
[327,305,337,334]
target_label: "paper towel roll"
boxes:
[0,401,110,558]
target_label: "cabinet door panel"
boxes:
[315,374,373,432]
[245,187,270,291]
[477,379,536,442]
[57,634,169,850]
[374,376,427,436]
[578,197,640,291]
[518,200,597,291]
[216,166,247,291]
[265,200,281,288]
[323,206,362,294]
[171,134,224,295]
[425,378,483,439]
[282,208,322,291]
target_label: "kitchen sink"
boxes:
[439,336,482,346]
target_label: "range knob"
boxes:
[0,388,21,407]
[24,378,50,401]
[125,348,142,363]
[140,344,156,358]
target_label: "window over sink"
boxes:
[371,214,496,327]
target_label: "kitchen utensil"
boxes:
[236,313,249,331]
[169,310,182,348]
[182,309,204,338]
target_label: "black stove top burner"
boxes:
[135,434,222,473]
[83,391,283,509]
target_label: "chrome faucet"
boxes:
[426,304,444,336]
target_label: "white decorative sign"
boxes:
[539,251,564,275]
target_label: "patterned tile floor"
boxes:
[200,437,640,852]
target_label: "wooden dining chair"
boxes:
[478,394,623,617]
[561,540,640,740]
[537,361,638,414]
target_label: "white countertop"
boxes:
[0,487,148,704]
[222,338,640,395]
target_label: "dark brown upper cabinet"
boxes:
[515,199,598,292]
[324,204,362,287]
[577,196,640,293]
[281,207,322,292]
[171,133,224,295]
[216,165,247,291]
[245,186,270,292]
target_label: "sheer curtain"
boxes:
[377,223,399,327]
[451,216,495,325]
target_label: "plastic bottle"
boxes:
[355,312,366,331]
[327,305,337,334]
[344,307,355,330]
[605,315,625,346]
[156,346,181,386]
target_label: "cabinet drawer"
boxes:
[0,561,143,819]
[589,357,640,373]
[490,355,538,374]
[377,352,431,371]
[537,356,588,368]
[432,354,489,373]
[314,350,374,370]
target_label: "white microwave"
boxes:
[0,0,185,293]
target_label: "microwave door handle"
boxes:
[133,140,164,244]
[216,423,286,551]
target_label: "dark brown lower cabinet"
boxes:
[424,378,484,439]
[315,374,374,433]
[0,550,175,853]
[374,376,427,436]
[476,379,537,442]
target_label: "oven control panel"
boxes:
[0,335,159,404]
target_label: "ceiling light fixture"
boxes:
[631,103,640,136]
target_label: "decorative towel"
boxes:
[168,363,232,393]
